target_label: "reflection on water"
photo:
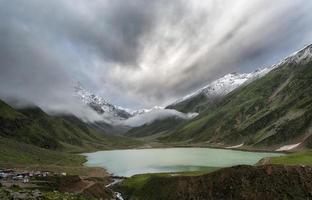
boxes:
[83,148,282,177]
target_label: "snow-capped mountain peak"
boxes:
[75,84,170,121]
[170,67,270,106]
[75,84,132,120]
[273,44,312,68]
[74,84,197,127]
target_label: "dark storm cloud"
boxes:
[0,0,312,113]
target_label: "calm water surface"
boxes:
[83,148,283,177]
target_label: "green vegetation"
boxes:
[0,99,141,153]
[166,93,213,113]
[0,99,23,120]
[126,117,185,138]
[268,151,312,166]
[0,98,142,168]
[115,168,218,199]
[0,136,85,166]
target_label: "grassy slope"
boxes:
[267,151,312,166]
[166,93,212,113]
[125,117,185,138]
[17,107,141,152]
[115,168,219,199]
[160,60,312,148]
[0,99,142,168]
[0,136,85,166]
[0,100,24,119]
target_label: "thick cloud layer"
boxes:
[1,0,312,114]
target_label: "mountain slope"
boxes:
[161,44,312,150]
[126,117,185,138]
[0,99,140,153]
[166,68,271,113]
[127,59,273,138]
[0,136,85,166]
[0,98,143,167]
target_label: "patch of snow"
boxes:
[226,143,244,149]
[106,178,123,188]
[276,143,301,151]
[115,192,124,200]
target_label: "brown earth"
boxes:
[0,164,109,178]
[48,175,113,199]
[83,182,113,199]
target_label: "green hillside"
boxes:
[0,136,85,166]
[160,55,312,149]
[0,99,24,120]
[166,93,213,113]
[125,117,185,138]
[0,99,141,166]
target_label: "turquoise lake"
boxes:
[83,148,283,177]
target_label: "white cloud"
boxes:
[122,109,198,127]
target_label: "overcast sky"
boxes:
[1,0,312,112]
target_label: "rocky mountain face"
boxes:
[75,84,133,120]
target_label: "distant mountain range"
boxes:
[75,83,196,128]
[75,64,273,126]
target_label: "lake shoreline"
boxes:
[81,143,291,156]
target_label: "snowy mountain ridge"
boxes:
[170,68,271,106]
[273,44,312,67]
[75,84,133,120]
[75,84,198,127]
[170,44,312,106]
